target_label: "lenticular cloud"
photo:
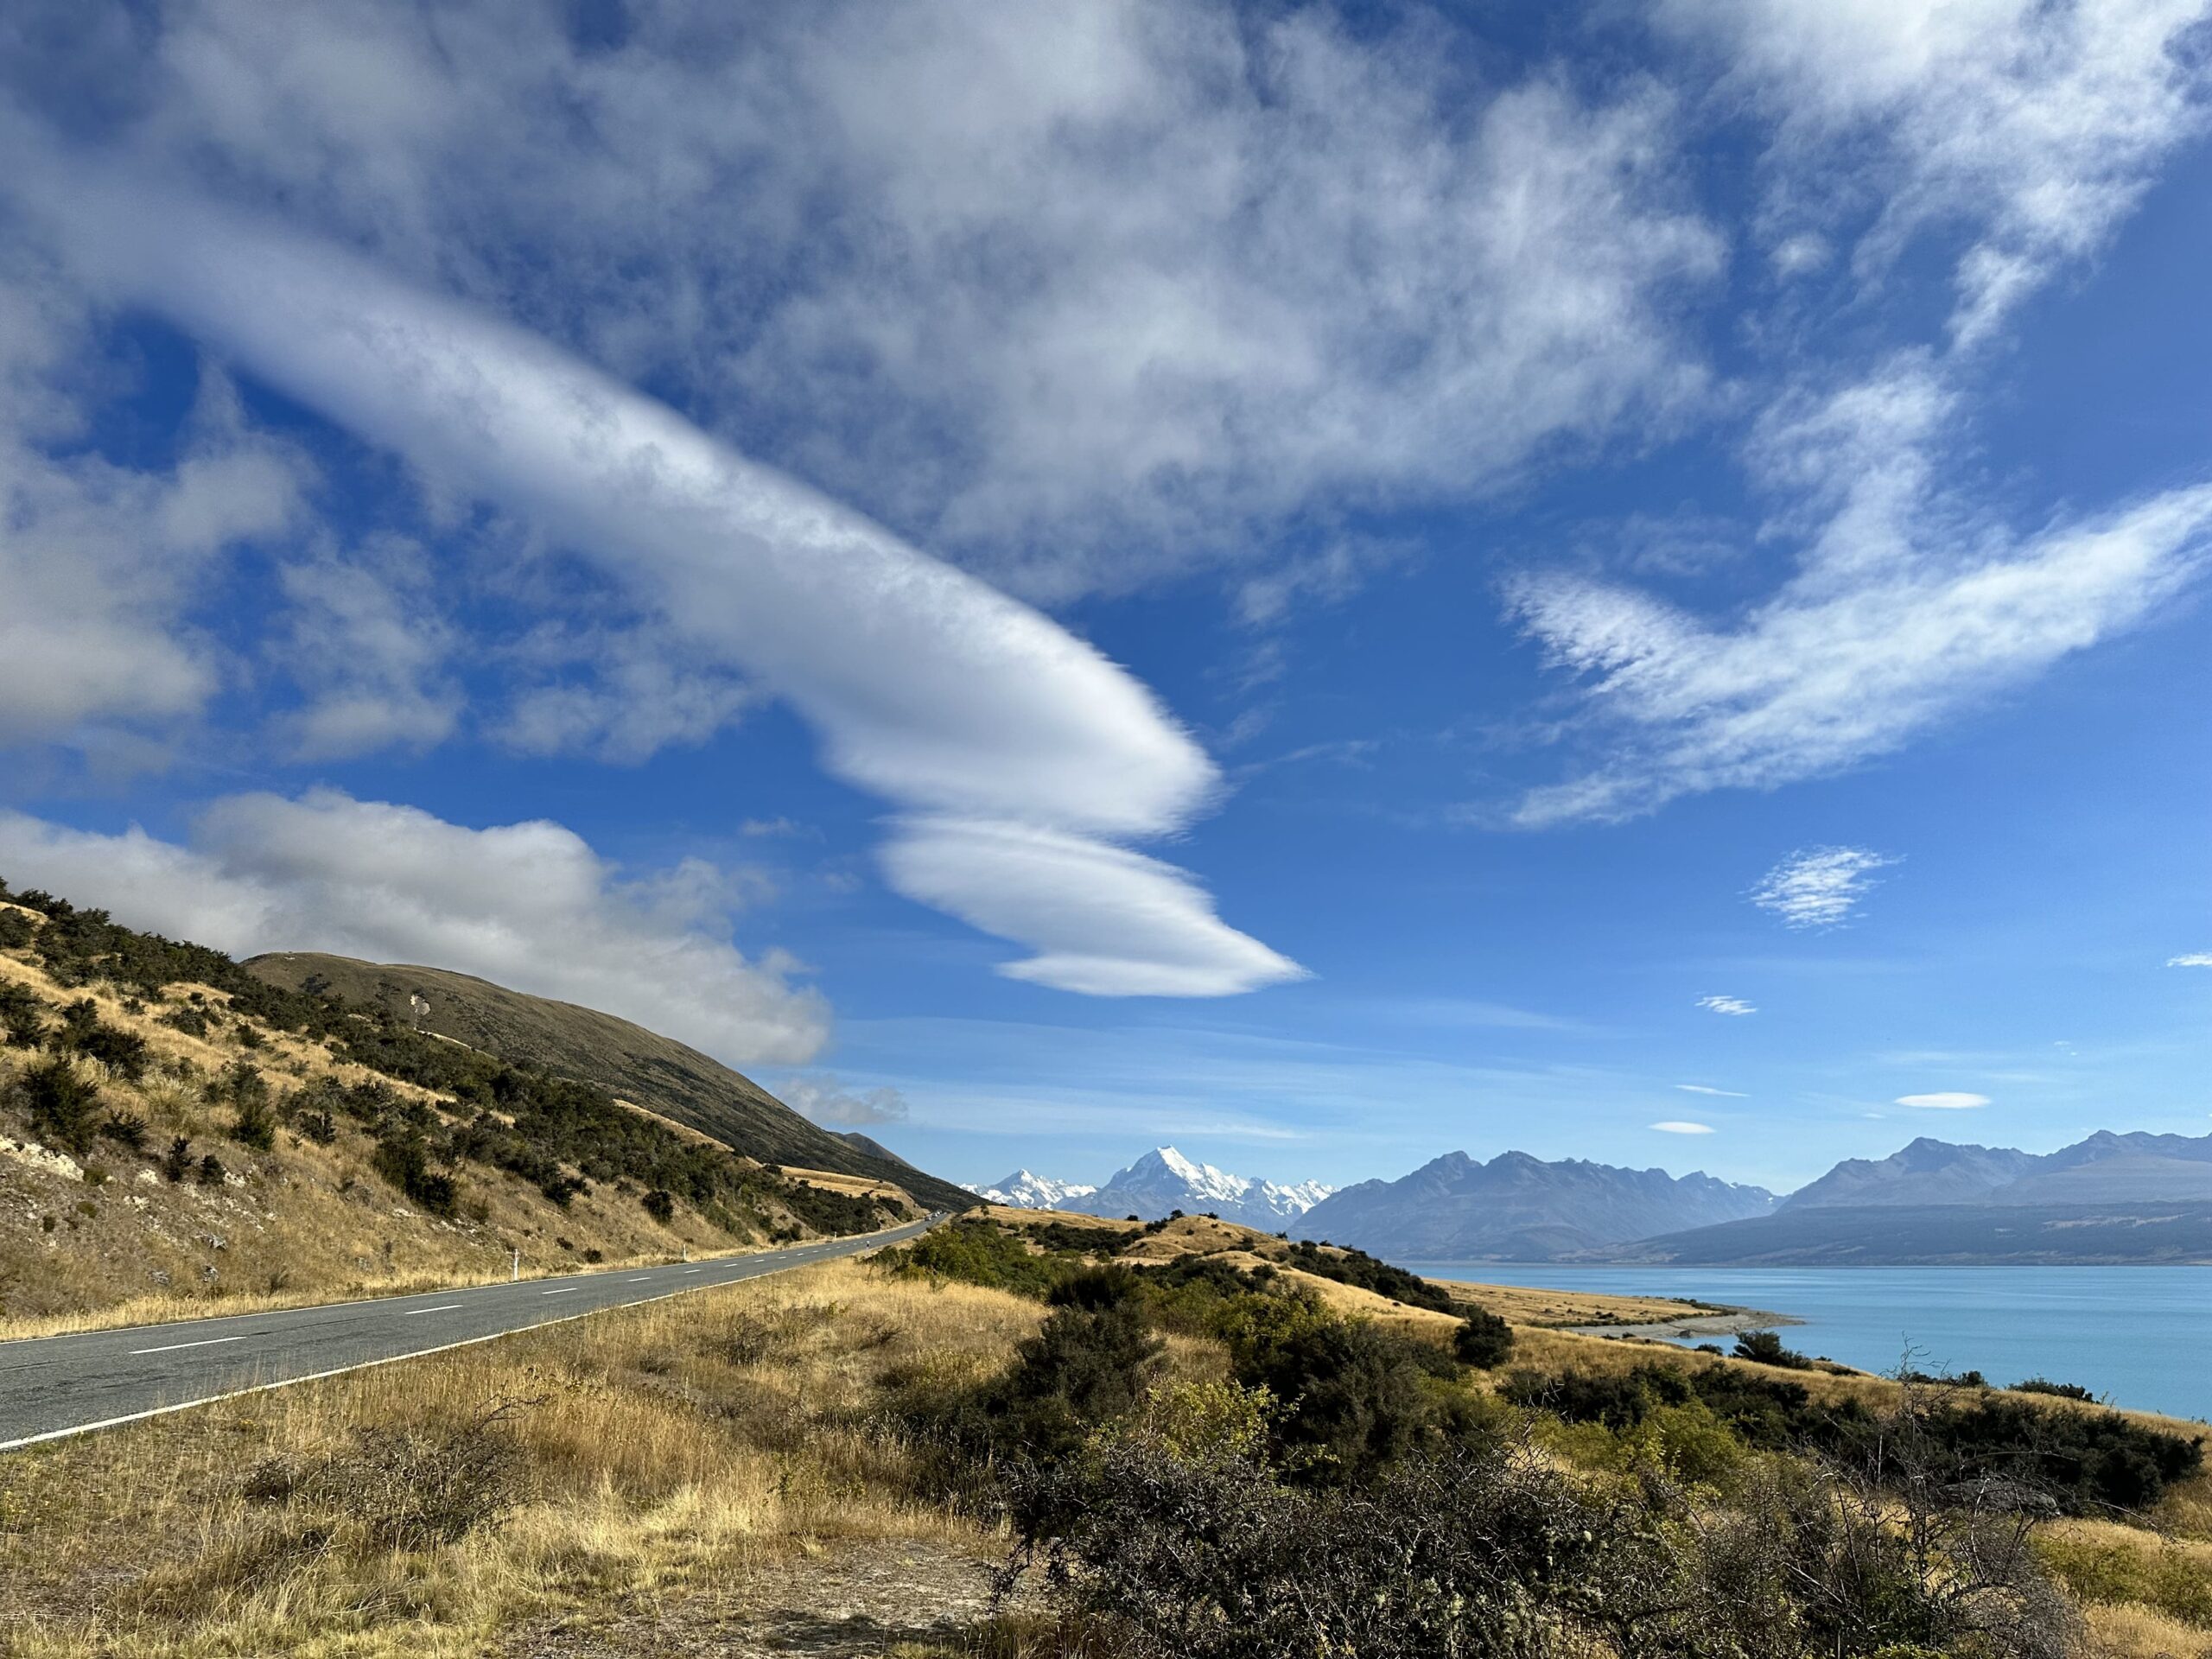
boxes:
[30,167,1297,997]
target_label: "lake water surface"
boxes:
[1401,1263,2212,1423]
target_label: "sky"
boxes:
[0,0,2207,1198]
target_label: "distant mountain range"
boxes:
[968,1128,2212,1265]
[966,1169,1099,1210]
[1782,1132,2212,1210]
[1291,1151,1776,1260]
[968,1147,1332,1230]
[1594,1130,2212,1265]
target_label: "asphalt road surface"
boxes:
[0,1215,939,1451]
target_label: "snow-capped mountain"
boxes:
[1065,1147,1333,1229]
[963,1169,1099,1210]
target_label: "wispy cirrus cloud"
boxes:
[1509,374,2212,827]
[1675,1083,1746,1096]
[1650,1120,1715,1134]
[1663,0,2212,345]
[2169,953,2212,968]
[0,2,1719,597]
[1751,846,1898,929]
[1696,995,1757,1016]
[1508,0,2212,829]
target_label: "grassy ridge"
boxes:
[0,881,918,1332]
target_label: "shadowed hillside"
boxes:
[245,951,970,1212]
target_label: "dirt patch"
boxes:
[503,1537,1009,1656]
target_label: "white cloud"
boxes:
[493,621,758,766]
[1650,1120,1715,1134]
[1665,0,2212,343]
[0,790,828,1066]
[1751,846,1899,929]
[1510,365,2212,824]
[16,168,1296,997]
[270,540,460,760]
[1696,995,1757,1015]
[0,333,310,746]
[2168,953,2212,968]
[780,1073,909,1128]
[1896,1091,1991,1109]
[1675,1084,1746,1096]
[4,2,1719,592]
[878,817,1306,997]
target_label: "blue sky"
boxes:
[1,1,2207,1196]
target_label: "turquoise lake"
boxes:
[1400,1263,2212,1423]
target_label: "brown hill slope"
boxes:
[245,952,970,1211]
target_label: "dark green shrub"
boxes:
[96,1111,149,1154]
[226,1068,278,1151]
[0,907,35,950]
[20,1056,101,1154]
[161,1135,194,1182]
[2012,1377,2096,1402]
[0,981,45,1045]
[1282,1239,1458,1313]
[1735,1329,1812,1369]
[196,1153,227,1186]
[1452,1306,1515,1369]
[161,1004,210,1038]
[1236,1313,1434,1484]
[1003,1429,2079,1659]
[1047,1263,1141,1310]
[372,1129,459,1217]
[950,1302,1165,1466]
[884,1217,1077,1299]
[641,1187,676,1224]
[51,1001,149,1080]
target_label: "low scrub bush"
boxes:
[19,1056,101,1155]
[1453,1306,1515,1369]
[885,1217,1079,1300]
[2013,1377,2097,1402]
[0,981,46,1046]
[1002,1432,2077,1659]
[1734,1328,1813,1369]
[240,1412,527,1553]
[1282,1239,1458,1313]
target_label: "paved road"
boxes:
[0,1215,938,1451]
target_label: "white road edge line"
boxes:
[128,1334,247,1356]
[403,1305,466,1316]
[0,1221,930,1454]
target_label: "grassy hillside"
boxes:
[245,950,975,1212]
[0,881,924,1332]
[3,1214,2205,1656]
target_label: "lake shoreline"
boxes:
[1563,1306,1802,1341]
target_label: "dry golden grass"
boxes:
[0,1257,1040,1657]
[2082,1601,2212,1658]
[780,1164,912,1203]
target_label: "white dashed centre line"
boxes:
[683,1268,702,1274]
[403,1305,465,1316]
[540,1287,577,1296]
[129,1335,246,1356]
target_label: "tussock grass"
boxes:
[0,1259,1039,1656]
